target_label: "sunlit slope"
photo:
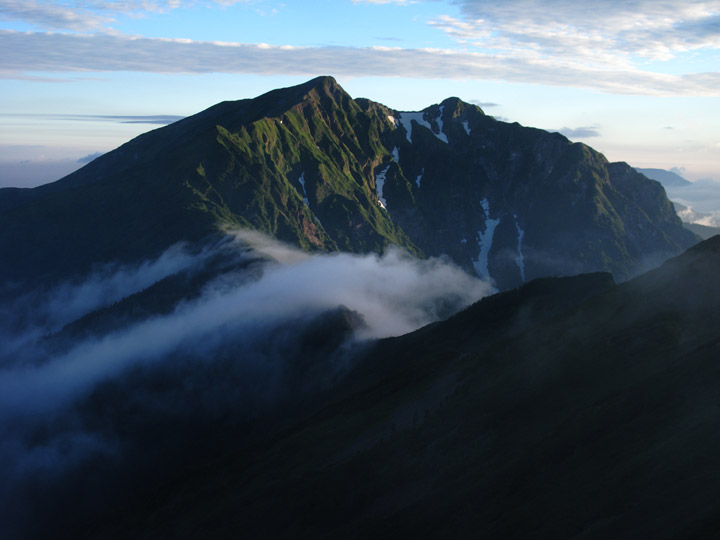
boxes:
[0,77,416,286]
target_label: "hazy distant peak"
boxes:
[635,167,692,188]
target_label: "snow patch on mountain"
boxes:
[398,112,425,144]
[387,115,398,128]
[375,165,390,210]
[435,106,449,144]
[462,121,471,136]
[514,215,526,282]
[472,199,500,281]
[392,147,399,162]
[399,111,448,145]
[416,168,424,188]
[298,172,309,207]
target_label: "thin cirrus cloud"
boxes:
[1,112,186,124]
[2,30,720,96]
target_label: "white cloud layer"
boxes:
[0,231,490,418]
[2,30,719,96]
[1,1,719,96]
[667,178,720,215]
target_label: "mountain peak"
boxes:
[0,76,697,288]
[302,75,341,92]
[247,75,351,119]
[437,96,482,118]
[297,75,351,103]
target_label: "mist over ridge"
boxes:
[0,228,491,539]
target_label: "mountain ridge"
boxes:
[0,76,697,291]
[635,167,692,188]
[78,234,720,540]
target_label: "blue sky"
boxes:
[1,0,719,188]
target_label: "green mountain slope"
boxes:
[87,236,720,540]
[0,77,415,287]
[0,76,696,290]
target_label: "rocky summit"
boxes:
[0,76,696,291]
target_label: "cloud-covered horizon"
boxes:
[667,177,720,220]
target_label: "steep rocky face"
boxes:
[377,99,696,287]
[0,76,697,290]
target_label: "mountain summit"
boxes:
[0,77,696,289]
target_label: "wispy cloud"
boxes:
[0,0,254,31]
[0,237,489,412]
[2,30,719,96]
[432,0,720,68]
[77,151,103,163]
[73,114,184,124]
[469,100,499,108]
[554,125,602,138]
[1,1,719,97]
[0,0,113,31]
[0,227,490,537]
[1,112,185,124]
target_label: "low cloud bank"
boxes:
[667,178,720,227]
[0,231,490,539]
[676,206,720,228]
[0,241,219,364]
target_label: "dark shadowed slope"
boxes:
[85,236,720,540]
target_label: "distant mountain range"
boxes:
[0,76,696,292]
[635,167,692,188]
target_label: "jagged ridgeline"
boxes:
[0,76,696,289]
